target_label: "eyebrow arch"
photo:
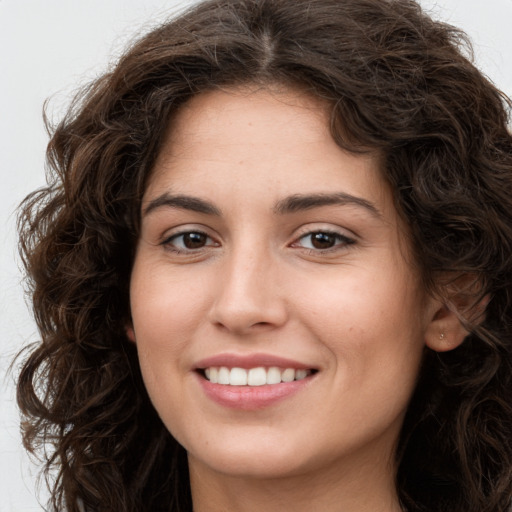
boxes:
[274,192,382,218]
[143,193,222,217]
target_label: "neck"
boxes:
[188,450,403,512]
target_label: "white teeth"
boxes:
[209,367,218,384]
[218,367,230,385]
[281,368,295,382]
[248,367,267,386]
[203,366,313,386]
[295,369,308,381]
[230,367,248,386]
[266,366,282,385]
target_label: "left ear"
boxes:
[125,324,136,343]
[424,301,469,352]
[424,275,488,352]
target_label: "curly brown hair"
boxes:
[17,0,512,511]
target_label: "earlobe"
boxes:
[424,274,489,352]
[424,302,468,352]
[126,325,136,343]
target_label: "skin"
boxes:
[128,86,463,512]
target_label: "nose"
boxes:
[207,245,288,335]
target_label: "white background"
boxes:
[1,1,511,510]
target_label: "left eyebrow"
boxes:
[274,192,382,218]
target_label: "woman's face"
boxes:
[129,87,439,481]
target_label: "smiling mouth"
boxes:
[200,366,317,386]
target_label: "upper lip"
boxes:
[194,353,316,370]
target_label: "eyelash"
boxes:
[161,230,218,254]
[161,229,355,255]
[293,230,356,253]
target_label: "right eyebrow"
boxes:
[142,193,222,217]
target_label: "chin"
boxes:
[191,453,310,480]
[185,433,315,479]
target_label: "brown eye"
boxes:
[310,232,337,249]
[164,231,216,252]
[294,231,355,252]
[182,232,208,249]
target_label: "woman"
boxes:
[16,0,512,511]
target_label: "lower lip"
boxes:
[197,374,314,410]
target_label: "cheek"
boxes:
[295,268,418,336]
[294,266,426,378]
[130,262,209,340]
[128,266,207,392]
[129,271,200,432]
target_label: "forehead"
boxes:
[153,86,331,174]
[147,86,388,206]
